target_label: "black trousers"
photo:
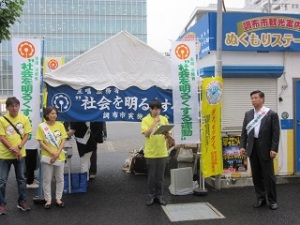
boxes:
[145,157,167,198]
[250,139,277,204]
[25,149,38,184]
[89,150,97,175]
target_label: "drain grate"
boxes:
[162,202,225,222]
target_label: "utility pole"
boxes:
[213,0,223,190]
[215,0,222,78]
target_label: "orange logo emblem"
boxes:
[48,59,59,70]
[18,41,35,58]
[175,44,190,60]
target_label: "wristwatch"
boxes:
[18,145,22,150]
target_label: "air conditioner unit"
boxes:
[169,167,194,195]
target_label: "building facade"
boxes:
[244,0,300,13]
[178,11,300,181]
[0,0,147,97]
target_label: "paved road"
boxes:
[2,122,300,225]
[100,122,145,152]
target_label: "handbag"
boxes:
[63,172,88,194]
[177,148,194,162]
[166,135,175,149]
[132,150,147,175]
[41,156,63,166]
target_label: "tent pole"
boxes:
[33,37,45,205]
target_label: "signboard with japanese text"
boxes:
[201,77,223,178]
[223,12,300,51]
[43,57,65,74]
[223,136,247,173]
[171,41,200,145]
[46,85,173,123]
[179,12,300,53]
[12,38,41,149]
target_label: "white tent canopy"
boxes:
[44,31,172,90]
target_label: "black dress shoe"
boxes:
[146,198,154,206]
[269,203,278,210]
[157,197,167,206]
[253,199,266,208]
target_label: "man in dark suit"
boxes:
[240,90,280,210]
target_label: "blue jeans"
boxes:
[0,158,26,205]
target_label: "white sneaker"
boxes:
[26,183,39,189]
[89,174,96,180]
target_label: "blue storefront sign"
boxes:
[47,85,173,123]
[179,12,300,53]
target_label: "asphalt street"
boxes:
[2,122,300,225]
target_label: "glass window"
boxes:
[73,0,78,13]
[132,20,137,33]
[57,19,62,33]
[99,19,106,33]
[116,19,121,32]
[116,3,122,15]
[62,20,68,33]
[131,4,137,15]
[122,2,128,15]
[63,39,70,53]
[46,19,52,32]
[2,75,13,90]
[63,2,69,14]
[110,2,116,16]
[137,2,144,16]
[79,20,85,32]
[57,1,62,14]
[84,2,90,14]
[78,2,85,14]
[93,1,99,14]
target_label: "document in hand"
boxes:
[153,125,174,135]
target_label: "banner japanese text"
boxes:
[12,38,41,149]
[171,41,200,144]
[201,77,223,178]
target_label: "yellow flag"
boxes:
[201,77,223,178]
[42,57,64,111]
[43,57,65,74]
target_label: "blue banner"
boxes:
[46,85,173,123]
[179,12,300,52]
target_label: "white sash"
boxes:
[40,122,59,148]
[40,122,63,166]
[76,122,91,145]
[246,106,270,135]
